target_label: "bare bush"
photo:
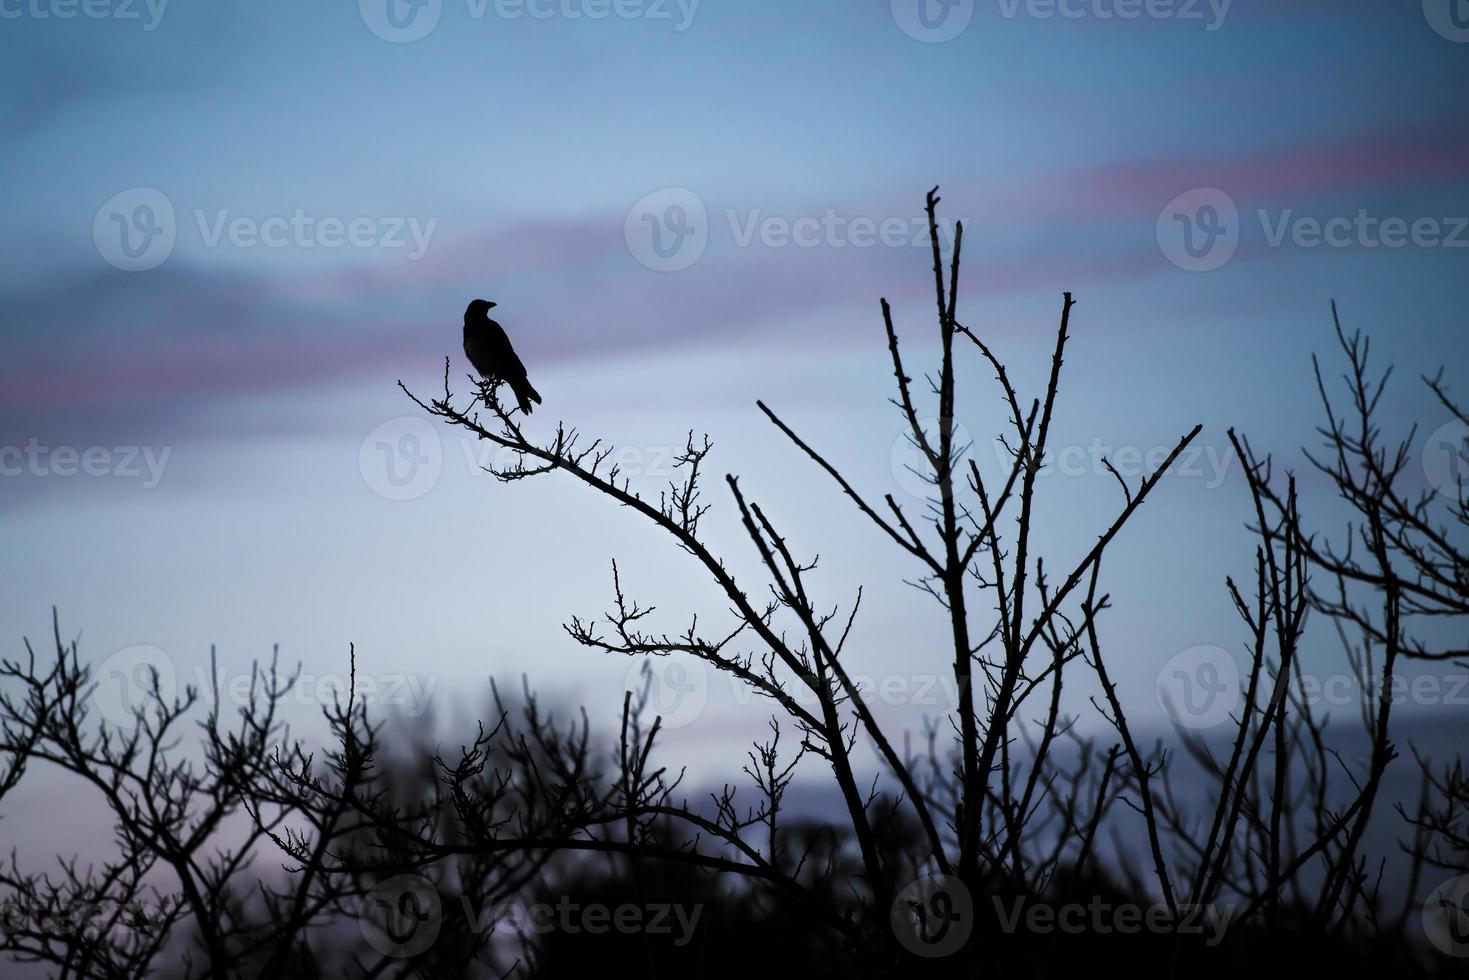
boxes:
[3,190,1464,977]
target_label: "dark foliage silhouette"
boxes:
[0,626,371,979]
[2,189,1466,977]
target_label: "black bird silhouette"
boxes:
[462,299,542,414]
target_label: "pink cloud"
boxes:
[5,109,1463,440]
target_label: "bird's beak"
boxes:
[485,302,497,310]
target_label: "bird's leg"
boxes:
[468,374,499,410]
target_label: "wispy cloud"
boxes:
[5,105,1465,454]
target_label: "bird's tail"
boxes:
[511,379,543,415]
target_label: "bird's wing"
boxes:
[463,327,493,377]
[487,319,529,379]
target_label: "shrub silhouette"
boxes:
[2,189,1466,977]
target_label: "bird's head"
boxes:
[464,299,497,320]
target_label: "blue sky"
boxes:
[1,0,1467,776]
